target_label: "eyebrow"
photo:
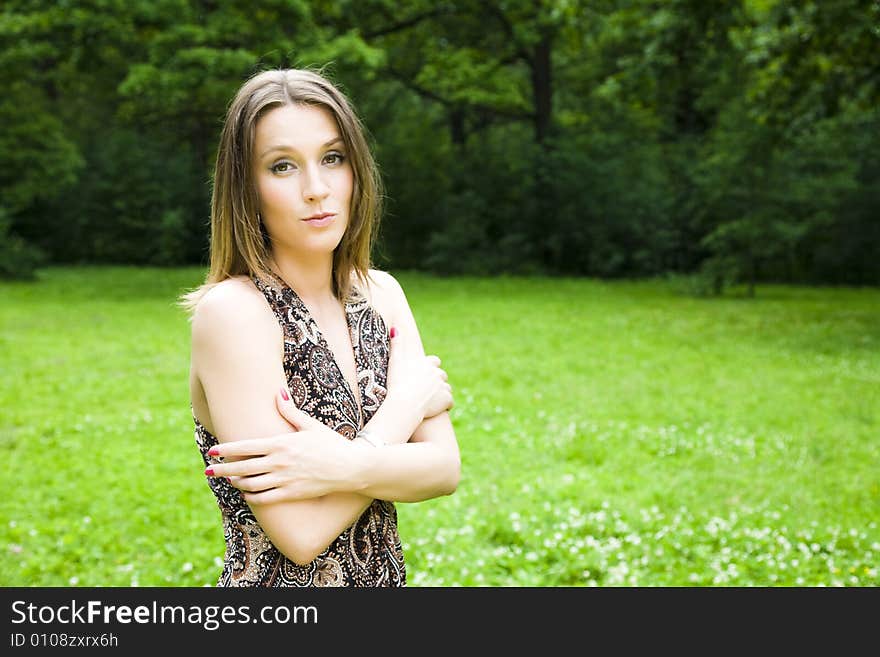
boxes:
[259,137,343,159]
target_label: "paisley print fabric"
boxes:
[193,271,405,587]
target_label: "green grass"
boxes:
[1,267,878,586]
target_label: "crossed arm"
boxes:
[191,272,460,565]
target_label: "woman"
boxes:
[180,68,461,587]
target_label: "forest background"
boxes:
[3,0,878,291]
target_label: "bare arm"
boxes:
[193,281,380,565]
[208,271,461,504]
[348,270,461,500]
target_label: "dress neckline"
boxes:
[256,270,365,428]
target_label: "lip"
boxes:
[302,212,336,227]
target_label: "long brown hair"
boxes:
[180,67,383,314]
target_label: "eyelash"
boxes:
[270,151,346,174]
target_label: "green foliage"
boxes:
[154,208,191,266]
[19,127,207,265]
[2,0,879,285]
[1,268,878,586]
[0,207,46,280]
[0,84,84,213]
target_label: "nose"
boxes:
[301,163,330,204]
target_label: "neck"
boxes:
[269,249,336,304]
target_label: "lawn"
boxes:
[1,267,878,586]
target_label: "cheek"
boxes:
[258,176,295,210]
[332,167,354,209]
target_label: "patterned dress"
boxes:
[194,271,406,587]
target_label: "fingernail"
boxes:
[280,387,289,401]
[207,446,219,456]
[390,327,397,339]
[204,467,214,476]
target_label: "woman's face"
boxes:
[253,103,353,259]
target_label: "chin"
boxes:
[302,231,346,254]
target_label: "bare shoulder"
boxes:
[366,268,405,300]
[191,276,277,343]
[365,269,426,352]
[364,269,408,320]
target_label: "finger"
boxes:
[228,473,282,493]
[387,332,401,365]
[426,355,441,367]
[243,483,315,506]
[208,437,281,459]
[439,368,448,382]
[243,488,289,507]
[206,455,273,479]
[275,388,304,429]
[275,388,324,431]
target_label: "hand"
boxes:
[205,389,361,505]
[386,328,453,419]
[416,355,454,418]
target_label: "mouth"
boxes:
[302,212,336,227]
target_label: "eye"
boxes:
[323,151,346,166]
[270,161,295,174]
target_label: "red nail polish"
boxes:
[207,447,219,456]
[390,327,397,339]
[280,387,289,401]
[204,467,214,476]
